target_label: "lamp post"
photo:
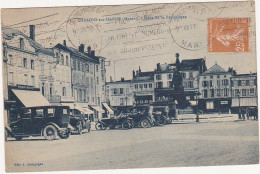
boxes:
[195,91,199,122]
[238,91,241,119]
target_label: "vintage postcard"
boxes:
[1,0,258,172]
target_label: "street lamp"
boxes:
[195,91,199,122]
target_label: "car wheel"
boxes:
[95,122,103,131]
[78,123,83,135]
[157,116,167,125]
[140,118,151,128]
[59,132,70,139]
[122,121,131,129]
[43,125,57,140]
[15,136,23,141]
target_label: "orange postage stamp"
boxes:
[208,18,250,53]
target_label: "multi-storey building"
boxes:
[106,78,134,109]
[132,67,155,106]
[2,25,54,123]
[198,63,233,113]
[230,73,257,112]
[52,42,108,121]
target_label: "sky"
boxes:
[1,1,257,81]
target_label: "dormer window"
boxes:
[19,38,24,49]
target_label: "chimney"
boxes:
[87,46,91,55]
[132,70,135,78]
[110,76,113,82]
[79,44,84,52]
[157,63,161,71]
[139,66,141,73]
[91,50,95,57]
[29,25,35,41]
[63,40,66,47]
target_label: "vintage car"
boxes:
[127,106,155,128]
[95,116,133,130]
[69,109,91,134]
[5,106,72,141]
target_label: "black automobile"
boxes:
[5,106,72,141]
[95,116,133,130]
[128,106,154,128]
[69,109,91,134]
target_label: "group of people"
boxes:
[238,107,258,120]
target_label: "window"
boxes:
[9,55,13,65]
[210,89,214,97]
[222,79,229,86]
[47,108,54,117]
[63,109,68,115]
[120,98,124,106]
[98,97,100,105]
[188,81,193,88]
[238,80,242,86]
[23,58,27,68]
[35,109,44,118]
[41,63,44,74]
[182,73,186,79]
[209,80,213,87]
[86,64,89,72]
[9,72,14,84]
[113,88,118,95]
[144,84,148,88]
[22,109,31,118]
[217,89,221,97]
[206,101,214,109]
[135,84,138,89]
[235,89,240,97]
[242,89,247,96]
[19,38,24,49]
[168,74,172,80]
[31,76,35,86]
[79,89,82,101]
[203,89,208,98]
[217,75,220,78]
[83,90,86,102]
[149,83,152,88]
[156,74,162,80]
[73,60,77,70]
[246,80,250,86]
[61,54,64,65]
[101,60,104,69]
[224,88,228,97]
[96,65,98,72]
[24,74,28,85]
[202,81,208,87]
[217,80,221,86]
[120,88,124,94]
[62,87,66,96]
[101,70,104,81]
[42,83,45,96]
[97,77,99,84]
[156,82,163,88]
[66,55,69,65]
[210,76,213,79]
[139,84,143,89]
[249,88,254,94]
[78,61,81,71]
[189,72,193,78]
[30,60,34,69]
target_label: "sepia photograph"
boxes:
[1,0,259,173]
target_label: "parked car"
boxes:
[69,109,91,134]
[95,116,133,130]
[127,106,154,128]
[5,106,72,141]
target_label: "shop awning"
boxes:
[232,98,257,107]
[12,89,50,107]
[90,105,105,113]
[61,103,85,113]
[102,103,114,114]
[83,108,94,114]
